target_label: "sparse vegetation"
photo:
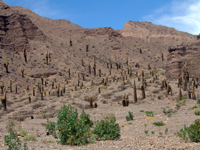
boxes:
[153,121,165,126]
[125,111,134,121]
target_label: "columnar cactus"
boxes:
[125,94,129,106]
[82,72,85,81]
[29,96,31,103]
[86,44,89,52]
[126,57,128,66]
[52,81,54,89]
[0,82,4,94]
[91,80,94,86]
[133,80,137,103]
[141,83,145,99]
[3,58,8,73]
[46,51,48,65]
[70,39,72,46]
[80,82,83,89]
[88,63,91,74]
[68,68,70,79]
[21,68,25,77]
[89,95,93,108]
[45,81,47,87]
[99,69,101,77]
[98,87,100,93]
[81,57,84,66]
[187,83,191,99]
[15,84,17,94]
[33,87,35,96]
[122,94,126,106]
[41,91,43,100]
[148,63,151,70]
[41,76,44,85]
[1,91,7,111]
[142,69,144,77]
[77,78,80,87]
[94,102,97,108]
[179,87,182,100]
[93,64,96,76]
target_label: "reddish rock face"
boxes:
[0,1,46,52]
[166,42,200,79]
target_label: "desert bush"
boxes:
[4,128,28,150]
[145,111,154,117]
[153,121,165,126]
[92,115,120,141]
[41,119,57,137]
[56,104,93,145]
[188,106,198,110]
[42,104,94,145]
[194,108,200,116]
[125,111,134,121]
[174,119,200,142]
[197,99,200,105]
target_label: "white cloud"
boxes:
[144,0,200,35]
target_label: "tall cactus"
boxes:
[88,63,91,74]
[46,51,48,65]
[133,80,137,103]
[68,68,70,79]
[89,95,93,108]
[1,91,7,111]
[3,58,8,73]
[21,68,25,77]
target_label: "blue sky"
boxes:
[3,0,200,35]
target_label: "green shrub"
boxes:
[165,128,168,134]
[41,119,57,137]
[159,132,163,136]
[174,119,200,142]
[93,115,120,141]
[188,105,198,110]
[4,128,28,150]
[194,108,200,116]
[151,131,154,134]
[56,104,93,145]
[125,111,134,121]
[197,99,200,104]
[140,110,144,112]
[144,130,149,134]
[153,121,165,126]
[79,109,93,127]
[145,111,154,117]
